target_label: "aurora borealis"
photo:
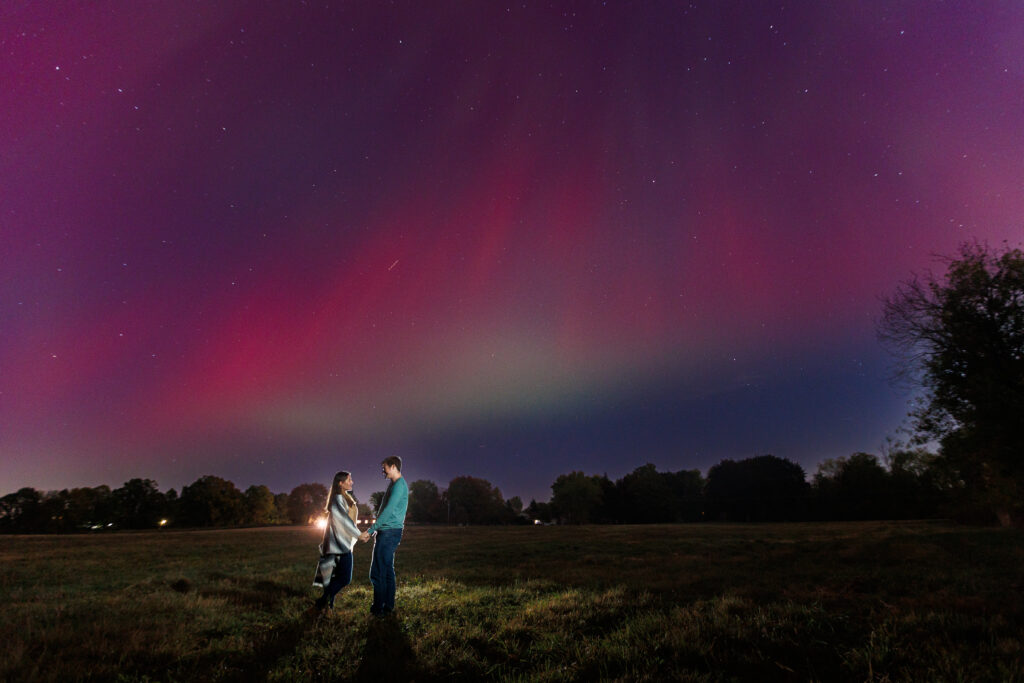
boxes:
[2,2,1022,502]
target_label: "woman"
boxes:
[313,471,362,610]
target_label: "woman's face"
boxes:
[339,474,353,492]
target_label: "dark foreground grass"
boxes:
[1,521,1022,681]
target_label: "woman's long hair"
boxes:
[326,471,358,510]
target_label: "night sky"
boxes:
[3,2,1022,504]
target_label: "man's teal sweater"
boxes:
[368,476,408,533]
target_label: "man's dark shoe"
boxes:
[314,596,329,611]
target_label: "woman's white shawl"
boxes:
[313,492,361,587]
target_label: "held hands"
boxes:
[359,531,371,543]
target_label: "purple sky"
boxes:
[2,2,1022,503]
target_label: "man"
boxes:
[360,455,408,617]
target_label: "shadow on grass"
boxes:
[190,574,306,611]
[159,573,318,681]
[180,607,321,682]
[354,616,421,682]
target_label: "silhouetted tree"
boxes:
[670,469,706,521]
[407,479,444,523]
[179,476,247,527]
[885,446,946,518]
[813,453,891,520]
[286,483,328,525]
[112,478,165,529]
[880,242,1024,526]
[551,471,604,524]
[525,498,553,523]
[505,495,523,515]
[59,486,113,531]
[593,475,620,523]
[614,464,696,524]
[273,492,289,522]
[244,485,279,525]
[163,488,179,525]
[37,492,67,533]
[705,455,809,522]
[23,486,109,533]
[0,488,46,533]
[443,476,508,524]
[36,490,67,533]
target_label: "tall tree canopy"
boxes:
[179,476,247,527]
[443,476,508,525]
[407,479,444,523]
[244,485,280,526]
[112,478,165,529]
[616,464,705,523]
[705,455,809,522]
[550,471,605,524]
[880,242,1024,526]
[287,483,328,525]
[813,453,892,521]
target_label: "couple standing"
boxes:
[313,455,408,616]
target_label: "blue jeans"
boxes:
[369,528,402,613]
[323,552,353,606]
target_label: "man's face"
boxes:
[381,464,391,478]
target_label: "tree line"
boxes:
[0,473,523,533]
[0,448,948,533]
[0,476,355,534]
[534,450,948,525]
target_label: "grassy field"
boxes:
[1,521,1022,682]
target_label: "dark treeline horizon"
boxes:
[0,447,968,534]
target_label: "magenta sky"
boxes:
[2,2,1022,503]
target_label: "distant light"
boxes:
[159,519,168,527]
[106,523,113,527]
[534,519,542,525]
[314,517,328,530]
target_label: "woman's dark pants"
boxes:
[323,551,353,606]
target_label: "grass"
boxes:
[1,521,1022,681]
